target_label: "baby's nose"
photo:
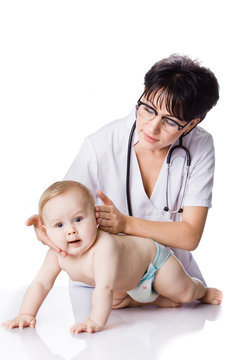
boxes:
[68,229,76,236]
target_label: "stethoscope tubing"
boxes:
[126,121,136,216]
[126,121,191,216]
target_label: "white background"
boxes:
[1,2,247,359]
[0,0,246,295]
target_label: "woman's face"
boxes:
[136,94,199,153]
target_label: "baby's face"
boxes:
[42,189,97,256]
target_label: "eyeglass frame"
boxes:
[137,99,194,133]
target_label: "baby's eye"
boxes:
[74,217,83,223]
[56,222,63,228]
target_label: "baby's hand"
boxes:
[2,314,36,329]
[70,319,103,334]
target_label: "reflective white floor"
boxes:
[1,284,246,360]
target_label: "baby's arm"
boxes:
[70,239,119,334]
[2,249,61,329]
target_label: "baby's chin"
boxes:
[66,245,85,257]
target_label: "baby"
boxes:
[2,181,222,333]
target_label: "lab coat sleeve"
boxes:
[63,138,99,200]
[183,133,215,207]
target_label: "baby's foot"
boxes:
[154,296,181,308]
[200,287,223,305]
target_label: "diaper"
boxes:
[127,241,171,303]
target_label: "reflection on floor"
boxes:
[0,285,244,360]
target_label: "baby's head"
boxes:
[39,181,97,256]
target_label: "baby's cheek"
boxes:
[47,230,61,244]
[89,226,97,240]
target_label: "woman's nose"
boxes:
[149,116,161,133]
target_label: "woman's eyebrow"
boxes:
[145,99,156,108]
[145,98,181,121]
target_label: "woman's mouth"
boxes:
[143,132,158,143]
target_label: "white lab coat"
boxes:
[65,108,215,284]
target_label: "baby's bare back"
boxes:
[59,231,157,292]
[109,233,157,292]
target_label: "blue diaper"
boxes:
[127,241,171,303]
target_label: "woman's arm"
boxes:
[95,191,208,251]
[124,206,208,251]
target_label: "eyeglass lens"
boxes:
[138,104,180,134]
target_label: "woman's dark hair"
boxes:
[143,54,219,122]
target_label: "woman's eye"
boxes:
[144,106,155,115]
[163,117,177,127]
[56,223,63,228]
[74,217,83,223]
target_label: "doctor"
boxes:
[27,54,219,285]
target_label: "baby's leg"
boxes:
[199,288,223,305]
[112,291,180,309]
[154,255,222,305]
[112,292,133,309]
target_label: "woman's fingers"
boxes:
[41,236,61,252]
[35,227,51,243]
[98,225,113,233]
[35,226,64,253]
[95,210,112,220]
[25,214,67,256]
[95,205,111,214]
[96,190,126,233]
[97,190,113,206]
[25,214,41,227]
[97,219,113,226]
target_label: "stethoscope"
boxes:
[126,121,191,216]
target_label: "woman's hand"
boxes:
[25,215,67,256]
[95,190,127,234]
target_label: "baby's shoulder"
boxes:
[95,231,121,253]
[47,248,60,261]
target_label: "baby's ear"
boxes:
[41,224,47,234]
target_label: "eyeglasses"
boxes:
[137,100,191,135]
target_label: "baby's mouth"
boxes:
[68,239,81,244]
[67,239,82,247]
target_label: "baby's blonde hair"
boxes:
[38,180,95,218]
